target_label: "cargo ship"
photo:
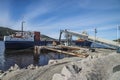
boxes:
[74,38,92,47]
[4,22,40,50]
[4,31,40,50]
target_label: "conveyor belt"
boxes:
[60,30,120,49]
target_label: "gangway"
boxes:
[59,30,120,49]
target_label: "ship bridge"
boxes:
[59,29,120,49]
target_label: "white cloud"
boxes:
[34,12,120,39]
[37,11,120,29]
[12,0,59,30]
[0,0,120,40]
[0,0,13,27]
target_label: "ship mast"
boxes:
[21,21,25,36]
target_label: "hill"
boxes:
[40,34,56,41]
[0,27,16,40]
[0,27,56,41]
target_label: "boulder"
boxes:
[52,73,66,80]
[9,64,20,71]
[48,60,58,64]
[61,64,81,78]
[27,64,35,69]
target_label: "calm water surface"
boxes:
[0,41,69,71]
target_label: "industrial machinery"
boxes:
[59,29,120,49]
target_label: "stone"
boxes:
[35,66,39,69]
[27,64,35,69]
[48,60,58,64]
[109,71,120,80]
[8,64,20,72]
[52,73,66,80]
[9,66,14,71]
[61,64,81,78]
[14,64,20,70]
[61,66,72,78]
[0,70,4,74]
[0,73,7,79]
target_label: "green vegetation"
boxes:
[0,26,55,41]
[0,27,16,36]
[0,27,17,40]
[40,34,56,41]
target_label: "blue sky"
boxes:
[0,0,120,40]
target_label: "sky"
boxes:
[0,0,120,40]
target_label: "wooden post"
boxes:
[34,46,40,61]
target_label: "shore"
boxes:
[0,48,120,80]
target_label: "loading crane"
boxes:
[59,29,120,49]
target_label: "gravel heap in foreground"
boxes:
[0,49,120,80]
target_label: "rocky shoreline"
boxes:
[0,49,120,80]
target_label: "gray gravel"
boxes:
[0,49,120,80]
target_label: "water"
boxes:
[0,41,69,71]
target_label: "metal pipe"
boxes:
[94,28,97,48]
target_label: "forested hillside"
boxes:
[0,27,56,41]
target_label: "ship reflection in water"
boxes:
[0,41,70,71]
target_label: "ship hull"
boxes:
[5,41,35,50]
[4,40,92,50]
[74,40,92,47]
